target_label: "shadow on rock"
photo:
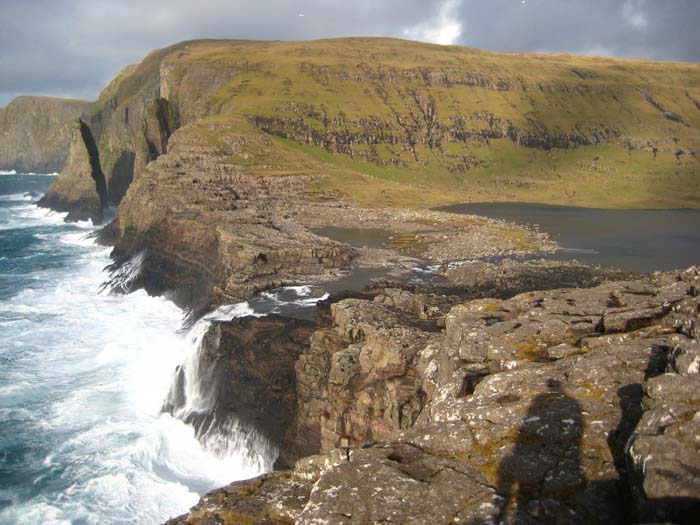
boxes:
[496,379,585,524]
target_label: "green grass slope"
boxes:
[100,38,700,208]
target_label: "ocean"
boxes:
[0,174,271,525]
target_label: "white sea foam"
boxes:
[204,301,262,321]
[58,231,99,247]
[0,205,270,525]
[259,285,330,310]
[0,203,68,231]
[0,170,57,176]
[0,192,37,202]
[162,300,278,480]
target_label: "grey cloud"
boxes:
[454,0,700,62]
[0,0,697,107]
[0,0,436,105]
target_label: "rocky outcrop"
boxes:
[251,109,620,165]
[38,119,108,222]
[0,96,89,173]
[109,121,359,311]
[626,324,700,521]
[169,266,700,524]
[443,258,635,299]
[163,315,319,458]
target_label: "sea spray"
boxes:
[161,287,330,471]
[0,175,271,525]
[100,250,146,294]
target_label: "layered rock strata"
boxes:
[106,118,554,311]
[168,266,700,524]
[42,38,700,227]
[32,37,698,306]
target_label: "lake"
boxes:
[437,202,700,273]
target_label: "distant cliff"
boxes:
[0,96,90,173]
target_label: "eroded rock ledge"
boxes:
[166,265,700,525]
[103,119,555,314]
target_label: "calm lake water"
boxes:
[437,202,700,274]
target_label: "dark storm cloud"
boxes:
[1,0,698,107]
[455,0,700,62]
[0,0,435,105]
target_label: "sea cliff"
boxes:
[0,96,90,173]
[38,37,700,309]
[20,37,700,523]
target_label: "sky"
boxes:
[1,0,699,107]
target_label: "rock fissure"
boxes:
[78,119,108,214]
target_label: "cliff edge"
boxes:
[34,37,700,309]
[167,265,700,525]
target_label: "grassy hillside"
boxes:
[94,38,700,208]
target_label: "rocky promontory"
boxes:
[25,37,696,311]
[16,37,699,524]
[38,39,700,217]
[0,96,90,173]
[167,265,700,525]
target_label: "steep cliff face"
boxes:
[169,266,700,525]
[38,119,108,222]
[0,96,90,173]
[111,119,357,310]
[40,37,700,302]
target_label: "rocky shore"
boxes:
[107,123,556,313]
[166,264,700,525]
[19,37,699,524]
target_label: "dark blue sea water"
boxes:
[0,174,272,524]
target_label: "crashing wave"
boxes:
[162,286,329,468]
[162,302,277,471]
[99,251,146,295]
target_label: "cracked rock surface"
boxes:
[166,267,700,524]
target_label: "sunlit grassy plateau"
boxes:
[94,37,700,209]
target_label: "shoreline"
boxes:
[165,261,700,525]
